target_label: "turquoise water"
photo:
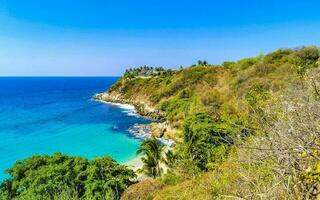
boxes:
[0,77,150,182]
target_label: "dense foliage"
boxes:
[124,66,165,78]
[0,153,136,200]
[182,113,232,170]
[137,137,165,178]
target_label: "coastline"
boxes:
[94,93,175,146]
[95,99,136,112]
[124,155,151,181]
[93,93,165,120]
[124,155,144,171]
[95,96,145,173]
[94,93,175,176]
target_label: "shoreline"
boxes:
[95,96,145,173]
[94,94,175,147]
[124,155,144,171]
[95,99,136,111]
[93,93,165,120]
[124,155,152,181]
[94,94,175,175]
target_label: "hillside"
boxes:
[96,48,306,141]
[2,47,319,200]
[98,47,320,199]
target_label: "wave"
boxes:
[94,98,175,146]
[128,124,151,140]
[95,99,138,117]
[128,124,175,147]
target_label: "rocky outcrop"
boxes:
[94,92,164,120]
[94,91,178,142]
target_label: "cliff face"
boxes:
[95,92,164,120]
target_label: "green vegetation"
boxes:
[109,46,320,199]
[1,46,320,199]
[182,113,232,170]
[0,153,135,200]
[137,137,165,178]
[195,60,209,66]
[124,66,165,79]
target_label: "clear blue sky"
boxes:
[1,0,320,76]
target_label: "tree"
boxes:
[197,60,208,66]
[183,113,232,170]
[197,60,203,66]
[137,137,165,178]
[0,153,136,200]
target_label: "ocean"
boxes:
[0,77,151,182]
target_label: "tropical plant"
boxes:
[124,66,165,78]
[0,153,136,200]
[197,60,208,66]
[137,137,165,178]
[182,113,232,170]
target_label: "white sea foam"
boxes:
[128,124,175,147]
[157,138,175,147]
[113,103,135,111]
[94,96,175,147]
[95,98,137,117]
[128,124,150,140]
[122,109,138,117]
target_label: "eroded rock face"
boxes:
[94,92,164,120]
[149,122,166,138]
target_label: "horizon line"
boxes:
[0,75,121,78]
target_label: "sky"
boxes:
[0,0,320,76]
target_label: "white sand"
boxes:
[125,155,144,171]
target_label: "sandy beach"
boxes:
[125,155,144,171]
[125,147,170,175]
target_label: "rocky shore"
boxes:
[94,92,177,144]
[94,91,176,178]
[94,92,164,120]
[128,123,175,147]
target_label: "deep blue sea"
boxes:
[0,77,150,182]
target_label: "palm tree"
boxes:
[197,60,208,66]
[137,137,165,178]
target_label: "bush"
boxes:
[0,153,136,200]
[292,46,320,76]
[182,113,232,170]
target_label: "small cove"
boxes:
[0,77,152,181]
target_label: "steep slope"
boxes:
[97,48,306,141]
[107,47,320,200]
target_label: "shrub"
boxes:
[292,46,320,76]
[0,154,136,200]
[182,113,232,170]
[121,180,163,200]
